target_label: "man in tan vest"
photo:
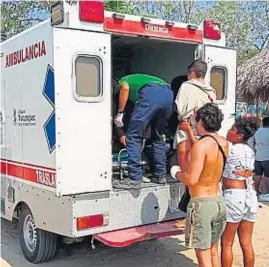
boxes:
[173,60,216,228]
[174,60,216,169]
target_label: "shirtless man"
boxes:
[170,103,229,267]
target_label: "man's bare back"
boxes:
[170,103,228,267]
[189,134,229,198]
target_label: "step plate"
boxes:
[93,220,185,247]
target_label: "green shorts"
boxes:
[185,195,227,249]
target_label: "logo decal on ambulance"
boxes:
[43,65,55,153]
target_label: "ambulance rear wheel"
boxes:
[19,206,58,263]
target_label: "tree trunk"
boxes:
[256,97,260,120]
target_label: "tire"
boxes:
[18,206,58,263]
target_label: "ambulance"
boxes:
[0,0,237,263]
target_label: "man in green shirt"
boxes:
[113,73,173,189]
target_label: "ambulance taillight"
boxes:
[79,1,104,24]
[203,20,221,40]
[77,213,109,230]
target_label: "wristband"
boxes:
[170,166,182,179]
[118,110,124,114]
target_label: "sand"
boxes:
[1,204,268,267]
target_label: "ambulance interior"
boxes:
[111,35,198,181]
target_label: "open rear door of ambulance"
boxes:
[204,45,237,138]
[53,28,112,196]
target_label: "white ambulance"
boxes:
[0,1,236,263]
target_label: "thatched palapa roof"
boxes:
[237,49,269,103]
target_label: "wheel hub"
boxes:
[23,214,37,252]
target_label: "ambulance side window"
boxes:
[210,67,227,101]
[75,56,102,101]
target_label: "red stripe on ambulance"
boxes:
[1,158,56,171]
[104,18,203,43]
[0,161,7,175]
[0,159,56,188]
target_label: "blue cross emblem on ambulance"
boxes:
[43,65,55,153]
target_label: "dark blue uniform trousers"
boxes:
[126,84,173,181]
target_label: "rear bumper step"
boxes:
[93,220,185,247]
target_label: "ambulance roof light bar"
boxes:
[203,20,221,40]
[79,0,104,24]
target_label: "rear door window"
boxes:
[74,55,103,102]
[210,67,227,101]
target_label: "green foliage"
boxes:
[126,0,196,22]
[104,0,132,14]
[1,1,51,40]
[194,2,252,59]
[238,48,260,65]
[247,1,269,51]
[192,1,268,64]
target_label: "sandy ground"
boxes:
[1,204,269,267]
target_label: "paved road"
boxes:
[1,218,197,267]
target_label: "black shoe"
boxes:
[151,177,167,184]
[113,178,142,189]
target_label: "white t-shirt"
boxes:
[223,142,255,180]
[251,128,269,161]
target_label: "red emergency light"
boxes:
[79,1,104,24]
[203,20,221,40]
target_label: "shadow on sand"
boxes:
[1,219,197,267]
